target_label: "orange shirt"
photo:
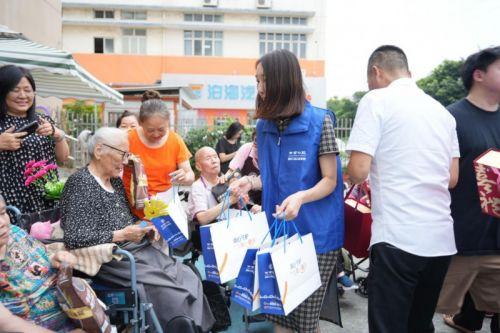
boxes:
[123,128,192,218]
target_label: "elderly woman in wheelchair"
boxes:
[60,127,215,332]
[0,193,79,332]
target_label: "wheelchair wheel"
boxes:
[355,277,368,298]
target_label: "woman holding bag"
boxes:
[122,91,195,218]
[230,49,344,333]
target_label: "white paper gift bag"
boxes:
[210,211,270,283]
[269,232,321,315]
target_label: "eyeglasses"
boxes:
[102,143,130,161]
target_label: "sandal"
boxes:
[443,314,474,333]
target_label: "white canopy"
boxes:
[0,31,123,104]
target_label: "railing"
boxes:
[61,111,354,169]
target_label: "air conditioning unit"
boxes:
[203,0,219,7]
[256,0,272,9]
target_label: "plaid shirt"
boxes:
[275,114,339,155]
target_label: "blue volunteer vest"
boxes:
[257,102,344,254]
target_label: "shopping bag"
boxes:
[319,270,343,327]
[127,155,148,210]
[270,231,321,315]
[231,217,283,311]
[231,248,260,311]
[210,210,270,283]
[200,224,221,284]
[344,183,372,258]
[473,148,500,218]
[144,187,189,248]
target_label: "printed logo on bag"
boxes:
[245,263,255,273]
[290,258,306,275]
[264,263,275,279]
[288,150,307,161]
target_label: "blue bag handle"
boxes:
[238,197,253,221]
[217,190,230,222]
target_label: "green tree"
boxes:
[417,60,466,107]
[327,91,366,119]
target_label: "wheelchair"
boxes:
[6,205,171,333]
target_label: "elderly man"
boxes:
[188,146,239,226]
[347,45,460,333]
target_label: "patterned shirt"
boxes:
[0,114,58,213]
[276,114,339,155]
[0,225,72,331]
[61,167,138,249]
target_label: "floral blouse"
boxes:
[0,225,73,332]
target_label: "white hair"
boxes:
[87,127,128,158]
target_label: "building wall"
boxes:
[0,0,62,48]
[61,0,325,59]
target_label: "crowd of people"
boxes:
[0,44,498,333]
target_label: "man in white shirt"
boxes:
[347,45,460,333]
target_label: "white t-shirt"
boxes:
[346,78,460,257]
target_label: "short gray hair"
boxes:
[87,127,128,158]
[139,99,170,122]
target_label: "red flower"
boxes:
[34,169,48,180]
[44,164,58,171]
[25,160,36,169]
[25,176,35,187]
[32,160,47,168]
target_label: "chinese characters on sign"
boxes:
[206,84,256,101]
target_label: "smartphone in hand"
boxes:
[15,121,39,138]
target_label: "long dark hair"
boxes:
[225,121,244,140]
[255,49,305,120]
[0,65,37,121]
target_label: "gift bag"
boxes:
[128,155,148,210]
[344,183,372,258]
[56,264,114,333]
[200,224,221,284]
[231,218,282,311]
[210,210,269,283]
[474,148,500,218]
[231,248,260,311]
[259,221,321,315]
[145,187,189,248]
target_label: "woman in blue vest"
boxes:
[231,49,344,333]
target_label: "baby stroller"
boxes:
[343,182,371,298]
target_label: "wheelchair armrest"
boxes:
[112,248,138,293]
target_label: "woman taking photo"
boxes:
[231,49,344,333]
[215,121,244,174]
[122,93,195,218]
[0,65,69,213]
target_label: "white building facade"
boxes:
[62,0,327,126]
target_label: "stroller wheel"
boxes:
[355,277,368,298]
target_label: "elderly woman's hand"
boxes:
[51,251,77,269]
[229,176,252,197]
[116,224,154,243]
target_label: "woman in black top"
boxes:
[0,65,69,213]
[215,121,244,174]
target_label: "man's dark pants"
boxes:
[368,243,452,333]
[454,292,499,333]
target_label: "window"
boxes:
[122,10,147,20]
[184,13,223,22]
[94,38,114,53]
[259,33,306,58]
[94,10,114,19]
[184,30,223,56]
[260,16,307,25]
[122,29,146,54]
